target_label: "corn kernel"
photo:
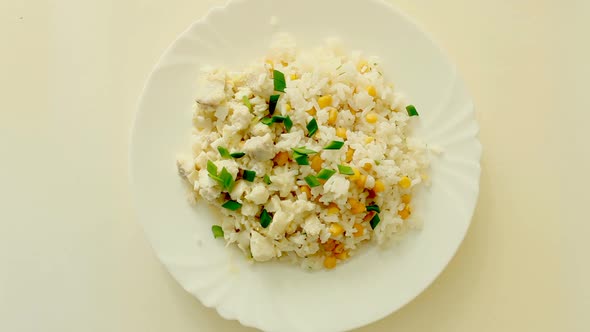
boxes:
[336,127,347,139]
[327,203,340,215]
[290,73,298,80]
[355,174,367,188]
[366,112,378,123]
[353,223,364,237]
[357,59,369,73]
[323,256,337,269]
[401,194,411,204]
[311,154,323,172]
[284,103,291,112]
[318,95,332,109]
[350,168,361,181]
[329,223,345,236]
[373,180,385,193]
[328,108,338,125]
[398,207,411,220]
[346,148,355,162]
[307,107,316,116]
[399,176,412,189]
[366,85,377,97]
[363,163,372,172]
[364,136,374,144]
[273,151,289,166]
[349,198,366,214]
[300,185,311,199]
[336,251,349,260]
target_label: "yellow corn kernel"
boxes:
[311,154,323,172]
[318,95,332,109]
[364,136,374,144]
[401,194,412,204]
[300,185,311,199]
[327,203,340,215]
[307,107,316,116]
[398,206,411,220]
[273,151,289,166]
[362,162,372,172]
[353,223,364,237]
[374,180,385,193]
[357,59,369,73]
[398,176,412,189]
[350,168,361,181]
[366,112,378,123]
[336,251,349,260]
[349,198,366,214]
[355,174,367,188]
[323,256,337,269]
[329,223,345,236]
[366,85,377,97]
[290,73,298,80]
[346,148,355,162]
[336,127,347,139]
[328,108,338,125]
[284,103,291,112]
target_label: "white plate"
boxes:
[130,0,481,331]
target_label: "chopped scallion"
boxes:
[295,155,310,165]
[222,200,242,211]
[242,95,253,112]
[219,167,235,191]
[207,160,217,176]
[284,115,293,132]
[211,225,224,238]
[337,164,355,175]
[317,168,336,180]
[306,118,318,137]
[406,104,419,117]
[366,205,381,213]
[269,94,280,115]
[304,175,321,187]
[263,174,272,185]
[369,213,381,229]
[324,140,344,150]
[261,117,273,125]
[260,209,272,228]
[273,69,286,92]
[292,147,317,156]
[217,146,231,158]
[242,170,256,182]
[230,152,246,159]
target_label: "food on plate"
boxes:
[177,34,429,269]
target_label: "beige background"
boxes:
[1,0,588,331]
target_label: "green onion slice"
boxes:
[304,175,321,187]
[207,160,217,176]
[369,213,381,229]
[307,118,318,137]
[295,155,310,165]
[284,115,293,132]
[324,141,344,150]
[222,200,242,211]
[263,174,272,185]
[230,152,246,159]
[219,167,234,191]
[217,146,231,158]
[292,147,317,155]
[242,170,256,182]
[317,168,336,180]
[260,209,273,228]
[273,69,286,92]
[366,205,381,213]
[211,225,224,238]
[269,94,280,115]
[406,104,419,117]
[337,164,355,175]
[242,95,253,112]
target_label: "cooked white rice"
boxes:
[177,34,429,270]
